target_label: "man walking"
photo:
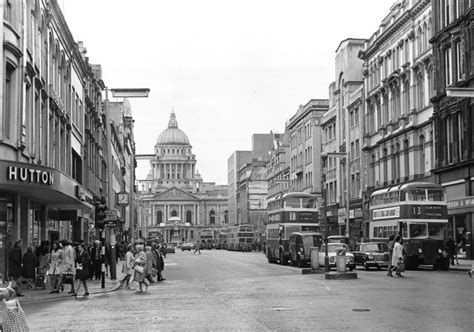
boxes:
[194,240,201,255]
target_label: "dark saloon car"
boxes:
[351,242,389,270]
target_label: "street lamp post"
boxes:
[104,87,149,280]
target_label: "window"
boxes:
[2,63,16,139]
[157,211,162,224]
[455,41,462,81]
[210,210,216,224]
[444,47,453,86]
[171,210,177,217]
[446,112,465,164]
[186,210,192,224]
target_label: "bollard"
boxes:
[336,249,346,272]
[310,247,320,270]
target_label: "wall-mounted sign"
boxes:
[7,166,54,185]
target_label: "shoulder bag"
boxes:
[0,296,29,332]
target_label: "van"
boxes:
[288,232,323,267]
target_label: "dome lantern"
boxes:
[156,111,190,145]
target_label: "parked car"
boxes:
[165,243,176,254]
[318,243,355,271]
[351,242,389,270]
[181,242,195,251]
[288,232,323,267]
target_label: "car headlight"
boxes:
[368,255,374,260]
[418,248,423,254]
[438,249,442,254]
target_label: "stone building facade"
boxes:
[430,0,473,258]
[0,0,110,275]
[322,39,366,239]
[360,0,436,197]
[136,112,227,243]
[287,99,329,197]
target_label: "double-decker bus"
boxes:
[216,231,228,249]
[369,182,449,270]
[266,192,319,265]
[198,229,215,249]
[226,224,254,251]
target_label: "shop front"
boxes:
[447,197,473,260]
[0,160,93,276]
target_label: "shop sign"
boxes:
[447,197,474,210]
[7,166,54,185]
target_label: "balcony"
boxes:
[295,165,303,175]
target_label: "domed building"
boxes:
[136,112,227,244]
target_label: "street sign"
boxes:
[105,209,118,221]
[104,220,118,228]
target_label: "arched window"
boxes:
[417,72,425,109]
[382,148,388,185]
[171,210,177,217]
[209,210,215,224]
[419,135,425,176]
[403,139,410,181]
[186,210,192,224]
[157,211,162,224]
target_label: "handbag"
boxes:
[134,265,144,274]
[397,261,405,273]
[0,296,29,332]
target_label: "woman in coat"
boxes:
[120,244,135,288]
[392,236,405,277]
[22,246,37,289]
[74,243,90,297]
[133,244,149,292]
[48,241,63,293]
[8,240,24,296]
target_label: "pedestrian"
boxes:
[446,234,459,265]
[132,244,148,292]
[37,241,50,276]
[468,267,473,278]
[48,241,62,293]
[392,235,405,277]
[145,246,155,284]
[194,240,201,255]
[74,243,90,297]
[8,240,24,297]
[153,243,166,282]
[22,246,37,289]
[120,244,135,289]
[58,239,76,294]
[90,240,102,281]
[386,235,395,277]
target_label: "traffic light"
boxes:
[94,197,107,229]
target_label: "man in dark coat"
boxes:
[22,246,37,289]
[8,240,24,296]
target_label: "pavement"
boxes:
[2,260,126,303]
[4,258,473,303]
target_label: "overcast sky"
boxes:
[61,0,394,185]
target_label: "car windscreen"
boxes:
[361,243,387,252]
[327,244,348,252]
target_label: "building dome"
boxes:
[156,112,190,145]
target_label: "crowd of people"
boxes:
[6,238,167,298]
